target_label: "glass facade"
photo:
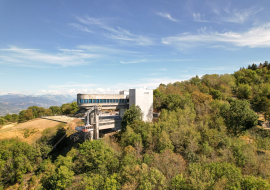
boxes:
[78,98,129,104]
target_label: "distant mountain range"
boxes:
[0,94,76,116]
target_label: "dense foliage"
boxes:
[2,63,270,189]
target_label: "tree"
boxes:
[171,174,188,190]
[241,176,270,189]
[4,114,12,122]
[70,101,79,114]
[41,165,74,190]
[11,114,18,122]
[61,103,71,115]
[49,106,62,115]
[28,106,39,118]
[221,100,258,135]
[38,107,46,117]
[151,149,186,182]
[74,140,119,176]
[44,108,52,116]
[121,104,143,130]
[0,117,6,125]
[210,89,222,100]
[158,131,174,152]
[189,162,242,190]
[24,109,33,120]
[104,173,121,190]
[236,84,252,99]
[18,110,26,123]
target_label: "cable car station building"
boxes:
[75,88,153,140]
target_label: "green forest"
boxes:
[1,62,270,189]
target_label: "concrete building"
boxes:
[75,88,153,140]
[129,88,153,122]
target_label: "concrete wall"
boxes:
[129,88,153,122]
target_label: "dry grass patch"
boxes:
[0,118,61,144]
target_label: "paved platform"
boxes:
[42,116,75,123]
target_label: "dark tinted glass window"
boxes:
[113,99,115,103]
[93,99,96,103]
[96,99,99,103]
[107,99,109,103]
[116,99,118,103]
[89,99,92,103]
[110,99,112,103]
[80,99,83,103]
[84,99,88,103]
[103,99,106,103]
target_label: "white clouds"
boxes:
[74,15,154,46]
[162,23,270,48]
[36,76,186,95]
[222,7,263,23]
[49,83,98,88]
[120,59,147,64]
[0,44,147,67]
[77,45,140,54]
[193,13,209,22]
[69,23,93,33]
[156,12,178,22]
[0,46,100,67]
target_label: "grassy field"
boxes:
[0,118,61,144]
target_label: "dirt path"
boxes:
[1,123,16,129]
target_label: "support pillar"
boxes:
[120,108,125,118]
[94,112,99,139]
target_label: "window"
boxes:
[96,99,99,103]
[127,99,129,103]
[123,99,126,103]
[100,99,102,103]
[103,99,106,103]
[110,99,112,103]
[84,99,88,103]
[113,99,115,103]
[107,99,109,103]
[89,99,92,103]
[93,99,96,103]
[77,99,80,104]
[119,99,122,103]
[116,99,118,103]
[80,99,83,104]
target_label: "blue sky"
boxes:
[0,0,270,95]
